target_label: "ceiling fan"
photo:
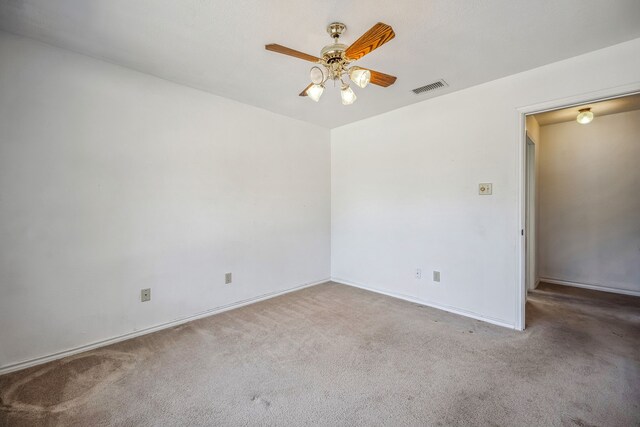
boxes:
[265,22,397,105]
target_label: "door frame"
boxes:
[514,82,640,331]
[525,135,536,293]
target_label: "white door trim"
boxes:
[525,136,536,293]
[514,82,640,331]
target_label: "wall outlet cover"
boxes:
[433,271,441,282]
[478,182,493,196]
[141,288,151,302]
[479,183,492,195]
[225,272,232,284]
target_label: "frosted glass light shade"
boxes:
[306,84,324,102]
[349,67,371,88]
[310,66,325,85]
[341,85,357,105]
[576,108,594,124]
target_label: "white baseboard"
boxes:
[0,278,330,375]
[539,277,640,297]
[330,277,516,330]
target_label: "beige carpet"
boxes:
[1,282,639,426]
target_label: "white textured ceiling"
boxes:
[1,0,640,128]
[534,93,640,126]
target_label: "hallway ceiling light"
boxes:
[576,108,594,124]
[266,22,397,105]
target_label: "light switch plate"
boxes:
[479,183,492,195]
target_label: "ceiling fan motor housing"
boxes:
[322,22,349,71]
[321,43,348,64]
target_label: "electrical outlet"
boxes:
[141,288,151,302]
[225,272,232,284]
[433,271,441,282]
[416,268,422,279]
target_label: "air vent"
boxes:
[412,79,448,95]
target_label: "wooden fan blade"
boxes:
[265,44,320,62]
[367,69,397,87]
[299,83,313,97]
[345,22,395,60]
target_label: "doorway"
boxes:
[516,85,640,330]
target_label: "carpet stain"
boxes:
[250,395,271,409]
[568,416,599,427]
[0,350,138,415]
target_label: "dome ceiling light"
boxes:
[266,22,397,105]
[576,108,594,124]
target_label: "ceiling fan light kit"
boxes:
[340,84,357,105]
[266,22,397,105]
[349,67,371,89]
[307,84,324,102]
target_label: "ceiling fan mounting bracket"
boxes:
[326,22,346,40]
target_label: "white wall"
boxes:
[538,110,640,294]
[525,115,541,290]
[331,38,640,327]
[0,32,331,370]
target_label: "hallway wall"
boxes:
[538,109,640,295]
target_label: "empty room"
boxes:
[1,1,639,426]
